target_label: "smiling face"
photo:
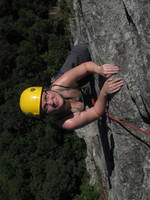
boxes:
[41,90,64,114]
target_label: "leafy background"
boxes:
[0,0,100,199]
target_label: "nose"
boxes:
[46,94,54,106]
[47,96,57,109]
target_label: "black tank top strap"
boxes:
[51,84,78,90]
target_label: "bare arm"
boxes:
[54,62,119,87]
[62,91,106,130]
[62,78,124,130]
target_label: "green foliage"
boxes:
[59,0,72,24]
[73,184,100,200]
[28,134,86,200]
[72,171,100,200]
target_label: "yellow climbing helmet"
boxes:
[19,87,43,115]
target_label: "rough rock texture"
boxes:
[68,0,150,199]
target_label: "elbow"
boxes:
[62,120,76,130]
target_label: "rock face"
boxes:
[68,0,150,199]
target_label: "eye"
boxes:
[42,91,48,113]
[45,91,48,101]
[43,103,48,113]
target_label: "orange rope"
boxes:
[107,113,150,136]
[90,98,150,136]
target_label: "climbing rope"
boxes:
[107,113,150,136]
[91,77,150,136]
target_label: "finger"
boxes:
[104,69,119,74]
[111,82,124,91]
[106,66,119,70]
[110,78,124,83]
[106,77,113,82]
[110,86,123,93]
[105,65,119,71]
[104,64,119,68]
[105,74,112,78]
[105,71,118,77]
[106,78,122,84]
[113,84,124,90]
[111,80,124,86]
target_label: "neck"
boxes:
[62,99,71,111]
[50,89,76,113]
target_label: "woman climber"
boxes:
[19,44,124,129]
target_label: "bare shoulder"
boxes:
[52,73,78,88]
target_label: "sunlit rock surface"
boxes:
[68,0,150,199]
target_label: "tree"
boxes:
[0,0,88,200]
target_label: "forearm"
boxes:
[93,90,107,117]
[62,91,107,130]
[54,61,102,87]
[84,61,102,74]
[69,61,102,82]
[62,77,124,130]
[70,61,101,80]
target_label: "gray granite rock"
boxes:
[68,0,150,199]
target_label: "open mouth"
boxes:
[52,103,57,108]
